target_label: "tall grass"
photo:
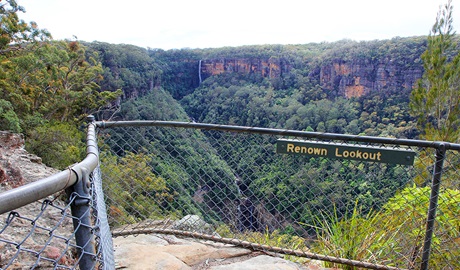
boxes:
[309,201,399,270]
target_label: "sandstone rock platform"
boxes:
[113,234,331,270]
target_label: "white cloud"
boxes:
[18,0,460,49]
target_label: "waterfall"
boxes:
[236,177,257,232]
[198,60,202,85]
[235,177,243,232]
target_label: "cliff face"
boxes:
[319,59,423,98]
[0,131,57,190]
[199,58,423,98]
[200,58,288,81]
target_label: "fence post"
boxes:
[66,116,97,270]
[420,144,446,270]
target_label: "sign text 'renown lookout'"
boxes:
[276,139,416,165]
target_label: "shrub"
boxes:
[0,99,21,133]
[382,185,460,269]
[25,121,85,169]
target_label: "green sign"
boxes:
[276,139,416,165]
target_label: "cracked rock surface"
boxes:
[113,234,332,270]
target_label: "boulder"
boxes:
[172,215,217,235]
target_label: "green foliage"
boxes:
[0,39,121,169]
[149,48,201,99]
[118,87,188,121]
[308,185,460,269]
[3,41,121,123]
[25,121,85,169]
[410,0,460,142]
[181,74,416,139]
[101,151,175,224]
[382,185,460,268]
[0,99,21,132]
[83,36,425,141]
[101,87,239,225]
[85,42,161,102]
[309,202,396,270]
[0,0,51,55]
[0,37,121,163]
[211,130,411,229]
[0,2,122,141]
[410,1,460,189]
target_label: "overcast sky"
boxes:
[18,0,460,50]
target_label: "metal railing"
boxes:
[0,116,113,269]
[1,118,459,269]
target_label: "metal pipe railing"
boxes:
[0,116,99,215]
[420,144,447,270]
[96,120,460,151]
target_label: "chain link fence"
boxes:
[1,120,459,269]
[0,193,90,268]
[0,196,80,269]
[0,120,114,270]
[98,121,460,270]
[0,167,113,270]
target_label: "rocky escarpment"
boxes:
[114,233,328,270]
[317,59,423,98]
[200,58,289,81]
[0,131,54,190]
[0,132,74,269]
[113,216,330,270]
[199,57,423,99]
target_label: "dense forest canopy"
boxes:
[84,36,429,140]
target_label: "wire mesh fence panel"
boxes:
[90,166,115,270]
[0,170,112,270]
[426,149,460,269]
[98,124,459,269]
[0,196,86,269]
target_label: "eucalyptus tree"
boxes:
[0,0,51,132]
[0,0,51,55]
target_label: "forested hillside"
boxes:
[85,37,428,139]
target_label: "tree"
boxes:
[410,0,460,142]
[2,41,121,126]
[1,0,51,132]
[409,1,460,188]
[0,1,121,166]
[26,121,85,169]
[100,151,175,224]
[0,0,51,55]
